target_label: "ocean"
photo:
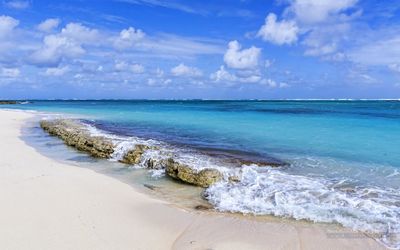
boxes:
[2,100,400,248]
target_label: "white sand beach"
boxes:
[0,109,385,250]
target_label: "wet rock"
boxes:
[0,100,18,104]
[228,175,240,183]
[119,144,150,165]
[40,119,115,158]
[165,158,223,188]
[145,158,167,169]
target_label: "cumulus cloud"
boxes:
[210,65,237,82]
[1,67,20,77]
[44,66,69,76]
[114,61,145,73]
[171,63,202,77]
[289,0,358,24]
[37,18,60,33]
[0,15,19,38]
[30,23,99,66]
[210,65,282,86]
[113,27,145,50]
[257,13,299,45]
[3,0,30,10]
[223,40,261,69]
[30,34,85,66]
[60,23,100,44]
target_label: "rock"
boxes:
[228,175,240,183]
[40,119,115,158]
[0,100,18,104]
[145,158,167,169]
[119,144,150,165]
[165,158,223,188]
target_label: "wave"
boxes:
[81,120,400,249]
[205,166,400,249]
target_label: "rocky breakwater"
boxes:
[40,119,115,158]
[0,100,18,104]
[40,119,225,188]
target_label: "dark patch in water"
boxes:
[197,147,285,167]
[67,155,98,163]
[143,184,159,191]
[45,142,64,147]
[82,119,286,167]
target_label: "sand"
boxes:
[0,110,385,250]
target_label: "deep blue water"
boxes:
[2,100,400,248]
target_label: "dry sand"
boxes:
[0,110,385,250]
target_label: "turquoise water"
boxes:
[2,100,400,248]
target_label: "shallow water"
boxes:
[4,100,400,248]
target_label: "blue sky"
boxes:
[0,0,400,99]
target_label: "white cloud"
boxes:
[115,61,128,71]
[115,61,145,73]
[60,23,100,44]
[257,13,299,45]
[289,0,358,24]
[171,63,202,77]
[260,78,289,88]
[37,18,60,33]
[30,34,85,66]
[30,23,99,66]
[210,65,275,85]
[223,40,261,69]
[0,15,19,38]
[210,65,237,82]
[131,63,145,73]
[44,66,69,76]
[113,27,145,50]
[302,22,349,57]
[260,78,277,87]
[155,68,164,77]
[4,0,30,10]
[388,64,400,73]
[1,67,20,78]
[147,78,156,85]
[265,59,273,68]
[348,35,400,65]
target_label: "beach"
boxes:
[0,109,386,249]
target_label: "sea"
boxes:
[2,100,399,248]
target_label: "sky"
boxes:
[0,0,400,99]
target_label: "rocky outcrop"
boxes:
[0,100,18,104]
[40,119,115,158]
[119,144,150,165]
[165,158,223,187]
[41,119,226,188]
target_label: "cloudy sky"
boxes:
[1,0,400,99]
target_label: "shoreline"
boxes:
[0,109,386,249]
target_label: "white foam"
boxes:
[149,169,165,178]
[205,165,400,249]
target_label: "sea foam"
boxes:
[205,165,400,249]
